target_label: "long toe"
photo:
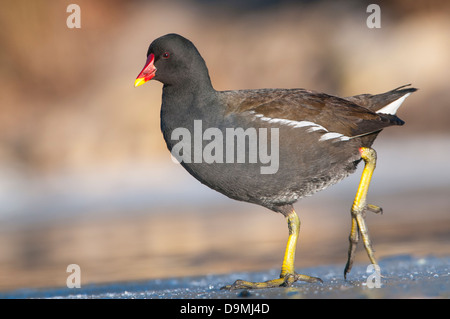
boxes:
[221,273,322,290]
[294,273,323,284]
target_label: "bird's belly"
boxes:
[163,117,362,209]
[178,144,361,209]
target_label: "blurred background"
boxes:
[0,0,449,292]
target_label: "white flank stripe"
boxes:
[291,120,322,129]
[249,111,350,142]
[376,93,411,115]
[319,132,350,141]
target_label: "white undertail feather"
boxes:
[376,93,411,115]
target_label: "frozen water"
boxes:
[2,255,448,299]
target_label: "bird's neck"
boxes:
[161,73,217,110]
[161,79,219,128]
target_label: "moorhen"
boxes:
[135,33,416,289]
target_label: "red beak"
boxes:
[135,53,156,87]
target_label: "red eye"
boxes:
[163,52,170,59]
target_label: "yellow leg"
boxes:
[344,147,382,279]
[222,208,322,290]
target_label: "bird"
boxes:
[134,33,417,289]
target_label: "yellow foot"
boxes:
[344,203,382,279]
[344,147,382,279]
[221,272,322,290]
[221,206,323,290]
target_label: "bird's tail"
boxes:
[345,84,418,115]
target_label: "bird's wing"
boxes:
[221,88,403,138]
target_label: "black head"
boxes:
[135,33,212,89]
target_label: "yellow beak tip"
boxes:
[134,78,147,87]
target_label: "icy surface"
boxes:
[3,255,449,299]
